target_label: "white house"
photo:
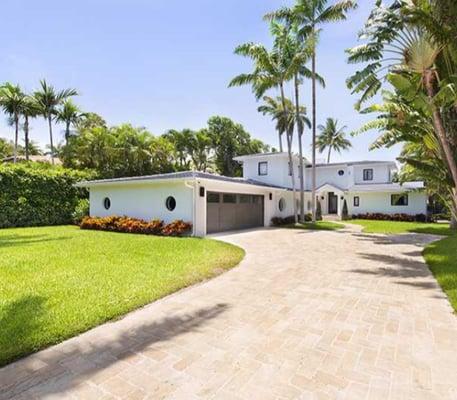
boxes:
[77,152,427,236]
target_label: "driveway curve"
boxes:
[1,227,457,399]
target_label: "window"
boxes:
[223,194,237,203]
[391,194,408,206]
[103,197,111,210]
[258,161,268,176]
[338,170,345,176]
[353,196,360,207]
[278,198,286,212]
[165,196,176,211]
[239,194,251,204]
[363,168,373,181]
[207,192,219,203]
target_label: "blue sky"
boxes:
[0,0,401,163]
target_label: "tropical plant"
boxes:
[266,0,357,222]
[0,83,26,163]
[0,138,14,159]
[317,118,351,163]
[33,80,77,164]
[20,96,41,161]
[55,99,85,144]
[347,0,457,229]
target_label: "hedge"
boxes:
[0,163,93,228]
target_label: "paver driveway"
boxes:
[1,226,457,400]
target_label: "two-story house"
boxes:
[78,152,427,236]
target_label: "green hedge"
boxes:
[0,163,93,228]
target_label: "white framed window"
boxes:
[258,161,268,176]
[363,169,373,181]
[391,194,408,206]
[278,198,286,212]
[353,196,360,207]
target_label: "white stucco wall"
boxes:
[89,182,193,223]
[353,164,393,184]
[305,165,350,190]
[346,191,427,215]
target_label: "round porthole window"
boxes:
[338,170,345,176]
[278,198,286,212]
[103,197,111,210]
[165,196,176,211]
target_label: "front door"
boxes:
[328,192,338,214]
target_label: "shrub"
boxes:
[351,213,431,223]
[72,198,90,224]
[271,213,312,226]
[0,163,93,228]
[342,199,349,221]
[80,216,192,236]
[316,200,322,221]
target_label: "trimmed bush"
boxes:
[271,213,312,226]
[316,200,322,221]
[72,198,90,224]
[352,213,430,223]
[342,199,349,221]
[0,163,93,228]
[80,216,192,236]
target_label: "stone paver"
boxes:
[1,226,457,399]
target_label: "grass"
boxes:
[424,235,457,312]
[348,219,454,236]
[0,226,244,366]
[284,221,344,231]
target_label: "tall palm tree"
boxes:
[266,0,357,222]
[55,99,85,145]
[317,118,351,163]
[257,96,288,152]
[21,96,41,161]
[33,80,77,164]
[0,83,26,163]
[229,23,307,223]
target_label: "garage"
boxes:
[206,191,264,234]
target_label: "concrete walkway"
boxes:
[1,226,457,399]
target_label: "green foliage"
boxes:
[316,199,322,221]
[342,199,349,220]
[0,138,14,158]
[72,198,89,224]
[317,118,351,163]
[350,219,454,236]
[0,163,93,228]
[0,225,244,365]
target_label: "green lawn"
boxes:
[0,226,244,366]
[284,221,344,231]
[348,219,454,236]
[424,235,457,312]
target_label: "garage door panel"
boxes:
[206,192,264,234]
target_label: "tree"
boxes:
[317,118,351,163]
[0,83,26,163]
[347,0,457,229]
[0,138,14,159]
[20,96,41,161]
[55,99,85,144]
[33,80,77,164]
[266,0,357,222]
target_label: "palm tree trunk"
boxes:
[294,74,305,223]
[280,83,298,224]
[327,146,332,164]
[48,114,55,165]
[424,70,457,218]
[13,114,19,163]
[65,121,70,144]
[24,115,30,161]
[311,48,317,223]
[278,131,283,152]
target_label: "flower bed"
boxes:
[351,213,430,223]
[80,216,192,236]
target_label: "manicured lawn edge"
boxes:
[0,226,245,366]
[423,235,457,313]
[347,219,454,236]
[283,221,345,231]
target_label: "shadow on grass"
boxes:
[0,303,229,399]
[0,234,70,249]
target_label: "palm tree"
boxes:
[266,0,357,222]
[317,118,351,163]
[0,83,26,163]
[33,80,77,164]
[229,24,307,223]
[55,99,84,144]
[21,96,41,161]
[257,96,288,152]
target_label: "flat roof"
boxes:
[306,160,397,168]
[76,170,291,190]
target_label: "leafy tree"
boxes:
[0,83,26,163]
[188,129,212,172]
[266,0,357,222]
[0,138,14,159]
[33,80,77,164]
[317,118,351,163]
[75,112,107,131]
[55,99,85,144]
[20,96,41,161]
[347,0,457,229]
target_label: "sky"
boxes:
[0,0,402,163]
